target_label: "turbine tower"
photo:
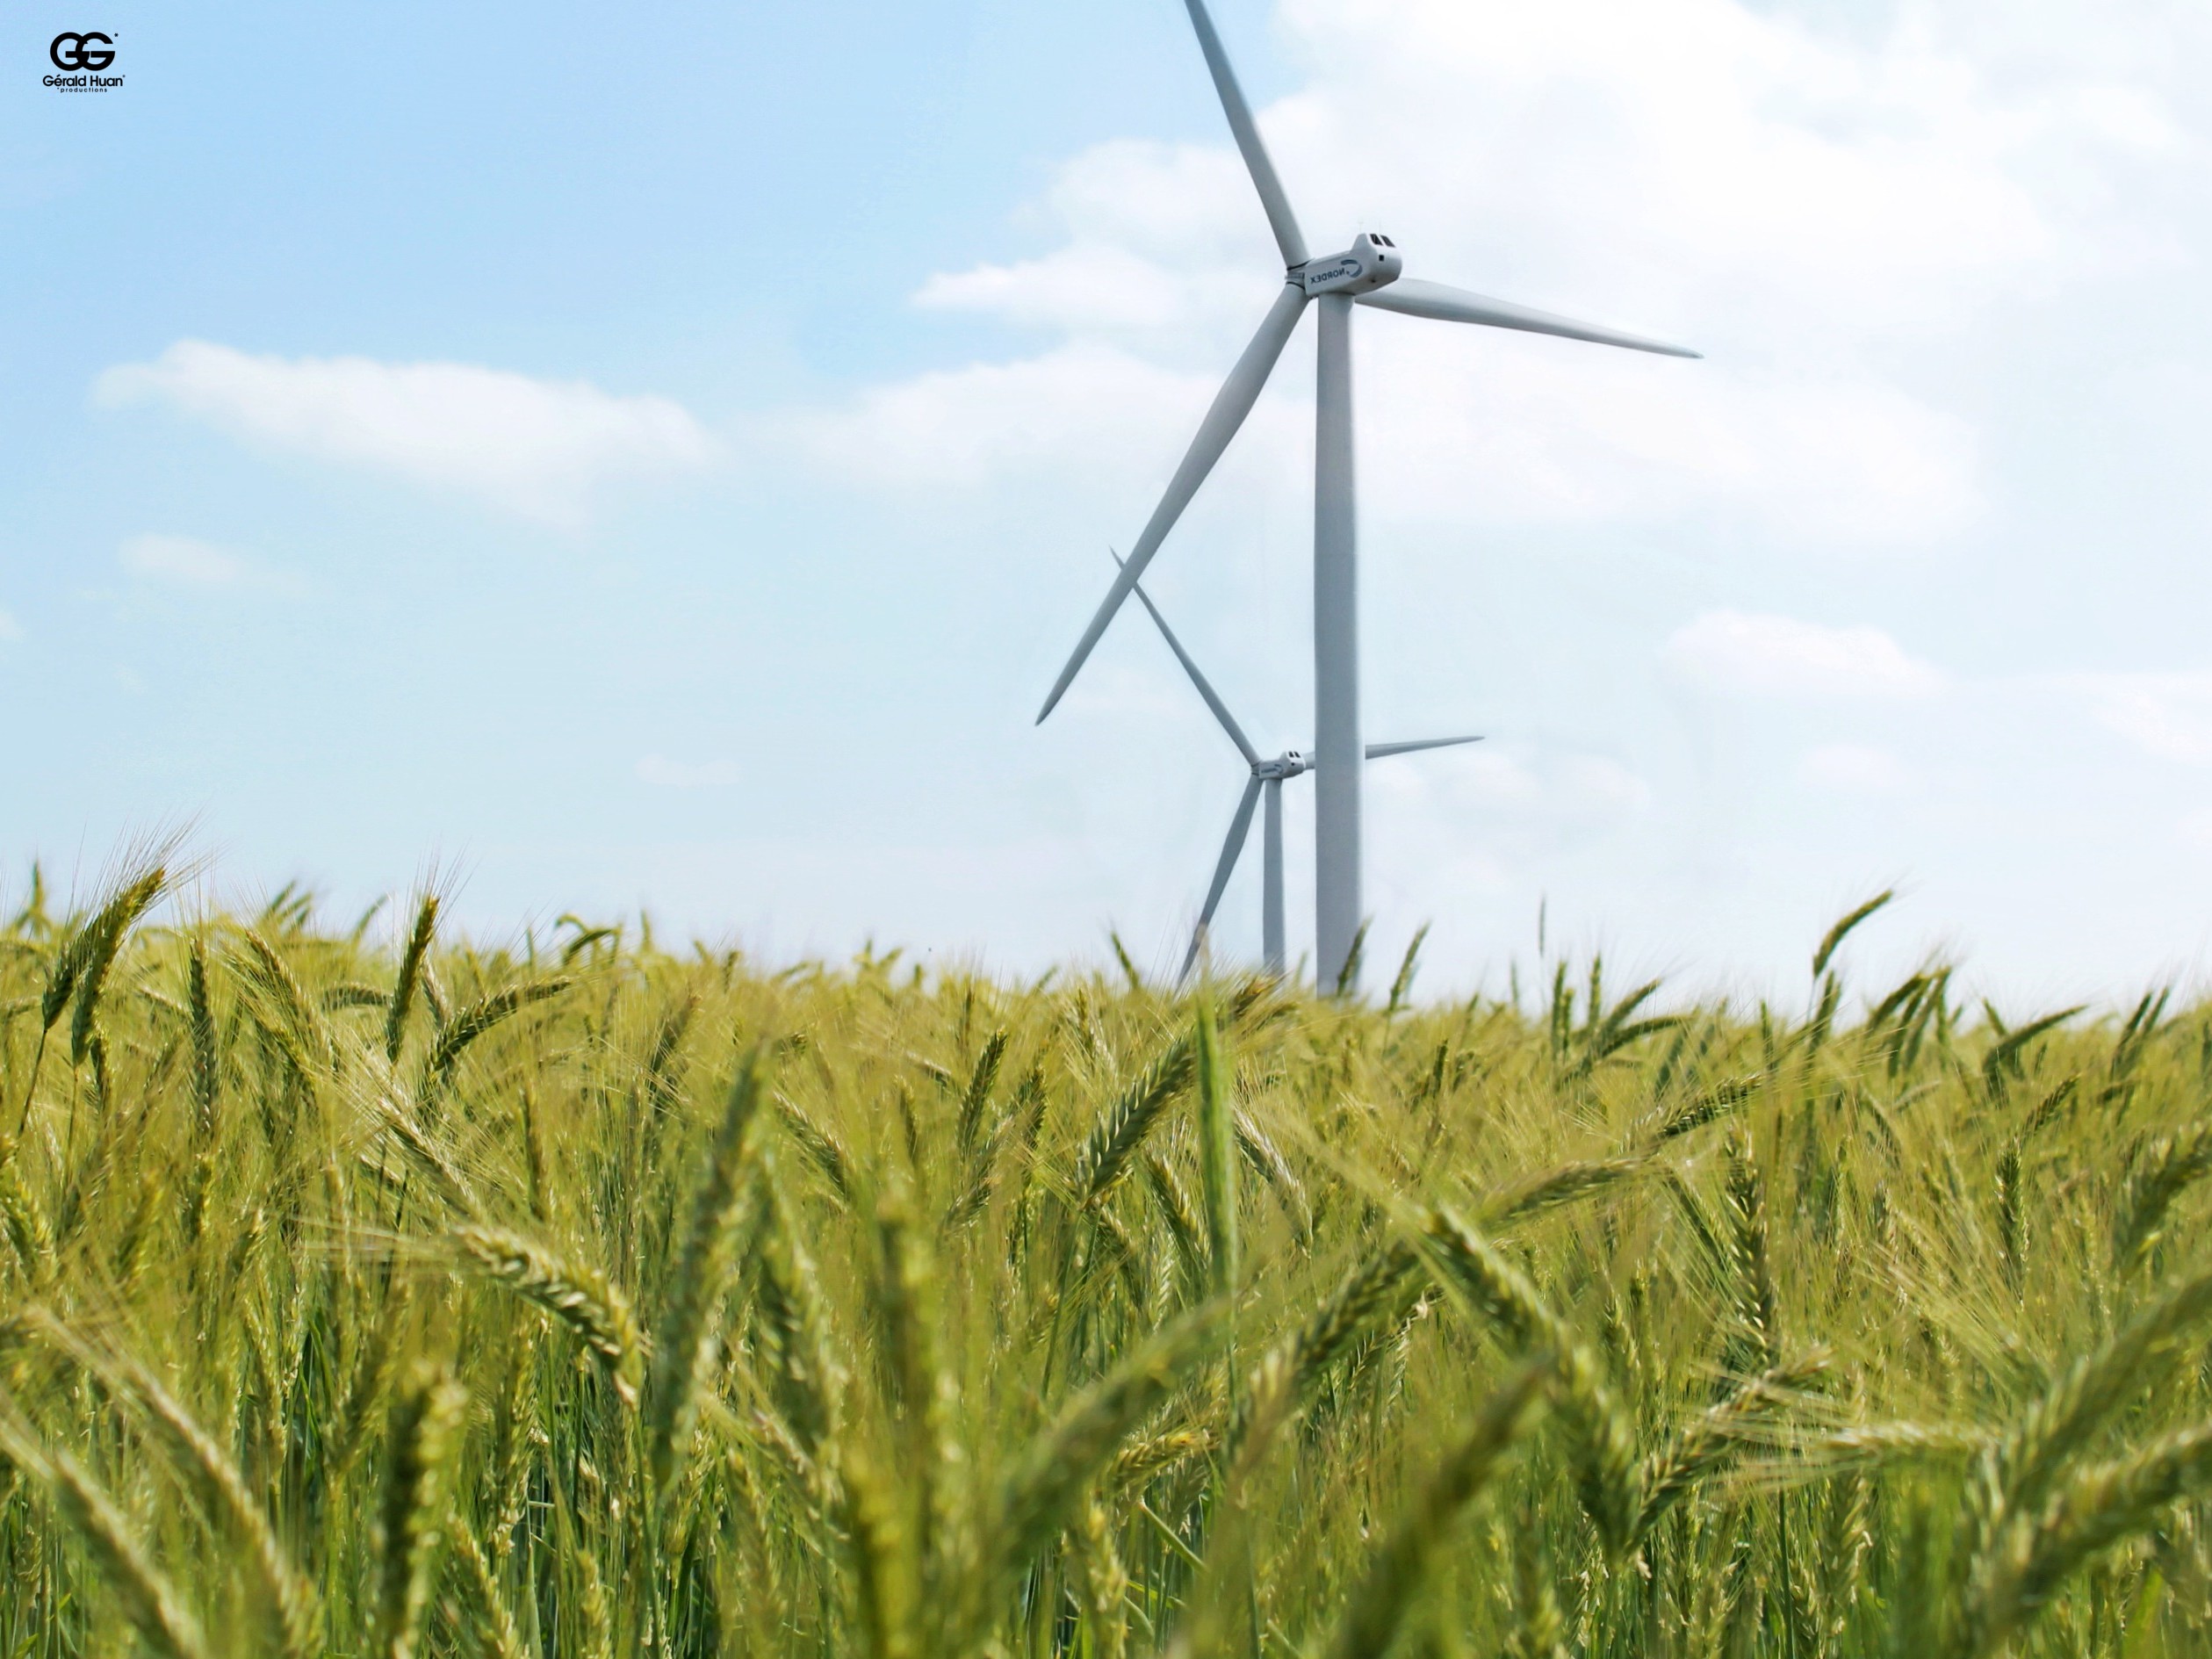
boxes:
[1118,556,1480,979]
[1035,0,1698,991]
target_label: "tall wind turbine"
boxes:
[1034,0,1697,990]
[1119,558,1480,979]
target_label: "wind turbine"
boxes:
[1119,557,1480,979]
[1034,0,1697,991]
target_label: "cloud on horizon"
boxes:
[2061,672,2212,766]
[120,533,249,586]
[96,342,715,524]
[1798,742,1912,795]
[637,754,741,789]
[1663,610,1947,699]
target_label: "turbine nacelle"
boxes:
[1295,233,1401,298]
[1253,752,1308,781]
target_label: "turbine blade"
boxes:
[1356,278,1699,359]
[1115,551,1261,768]
[1037,284,1308,724]
[1183,0,1308,267]
[1365,735,1485,760]
[1182,775,1265,981]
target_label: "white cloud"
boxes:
[120,533,247,585]
[911,141,1278,349]
[2064,672,2212,764]
[1798,743,1911,794]
[795,0,2175,545]
[1377,744,1653,849]
[788,344,1223,491]
[96,341,714,523]
[1664,610,1946,699]
[1361,343,1980,540]
[637,754,740,789]
[1269,0,2165,336]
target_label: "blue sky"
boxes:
[8,0,2212,1005]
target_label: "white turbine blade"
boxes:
[1183,0,1308,268]
[1357,278,1699,359]
[1365,735,1485,760]
[1114,551,1261,767]
[1182,775,1265,981]
[1037,283,1308,724]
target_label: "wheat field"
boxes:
[4,855,2212,1656]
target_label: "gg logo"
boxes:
[49,32,116,71]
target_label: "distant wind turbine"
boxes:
[1034,0,1698,990]
[1118,556,1480,981]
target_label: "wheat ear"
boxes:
[375,1363,468,1659]
[452,1223,644,1404]
[752,1170,843,1466]
[2112,1122,2212,1269]
[957,1027,1009,1155]
[773,1087,854,1205]
[424,977,572,1085]
[1721,1129,1781,1373]
[843,1446,919,1659]
[186,934,219,1139]
[1230,1239,1423,1451]
[573,1536,613,1659]
[990,1299,1225,1615]
[869,1184,953,1595]
[647,1047,768,1497]
[1070,1029,1197,1205]
[67,864,169,1068]
[1986,1260,2212,1537]
[0,1414,208,1659]
[1142,1150,1207,1301]
[1194,1002,1239,1299]
[384,893,438,1062]
[446,1518,528,1659]
[97,1338,314,1655]
[1232,1107,1311,1244]
[1483,1157,1647,1226]
[1324,1356,1550,1659]
[1075,1496,1132,1659]
[1634,1351,1831,1540]
[1962,1421,2212,1658]
[1418,1205,1641,1554]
